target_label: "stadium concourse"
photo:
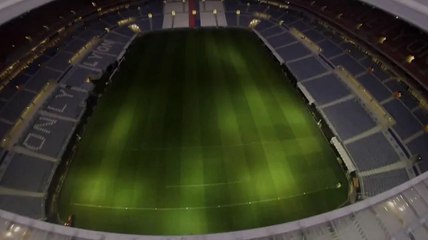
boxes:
[0,0,425,239]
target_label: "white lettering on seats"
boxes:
[47,104,68,113]
[56,89,74,99]
[23,133,46,151]
[33,116,57,134]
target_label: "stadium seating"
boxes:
[346,132,401,171]
[0,196,44,219]
[331,54,367,76]
[225,0,424,193]
[0,0,135,70]
[0,122,11,141]
[414,109,428,125]
[265,32,297,49]
[24,68,61,93]
[302,29,326,43]
[322,99,377,141]
[0,0,153,222]
[0,154,54,193]
[260,25,285,38]
[287,56,329,80]
[302,73,351,105]
[318,40,344,59]
[0,0,425,228]
[362,169,409,196]
[407,134,428,171]
[383,100,422,140]
[0,91,36,123]
[291,0,428,93]
[276,42,312,62]
[254,20,273,32]
[357,74,392,102]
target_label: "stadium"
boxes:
[0,0,427,239]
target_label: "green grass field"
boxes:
[58,29,348,235]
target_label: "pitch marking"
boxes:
[165,179,248,188]
[72,184,342,211]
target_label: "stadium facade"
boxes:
[0,0,427,239]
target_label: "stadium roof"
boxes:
[1,0,428,33]
[360,0,428,33]
[0,0,54,25]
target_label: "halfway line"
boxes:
[165,179,248,188]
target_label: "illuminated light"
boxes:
[378,36,387,44]
[13,226,20,232]
[249,19,261,28]
[356,23,363,30]
[395,16,399,19]
[394,91,402,99]
[91,2,96,7]
[25,36,32,41]
[279,20,284,25]
[254,12,271,20]
[236,9,241,15]
[406,55,415,64]
[104,27,110,32]
[192,10,197,15]
[148,13,153,18]
[171,10,176,16]
[213,9,217,15]
[128,24,141,33]
[387,201,394,208]
[5,231,12,237]
[117,17,135,27]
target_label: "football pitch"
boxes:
[58,28,348,235]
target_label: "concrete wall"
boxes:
[360,0,428,32]
[0,0,54,25]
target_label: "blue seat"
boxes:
[322,99,376,140]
